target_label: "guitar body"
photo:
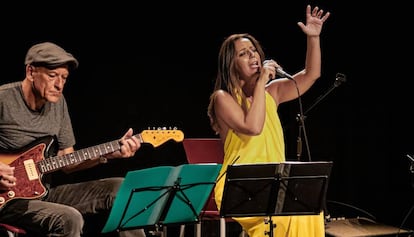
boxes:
[0,136,56,208]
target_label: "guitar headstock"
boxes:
[140,128,184,147]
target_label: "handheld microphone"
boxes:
[276,67,294,80]
[263,60,294,80]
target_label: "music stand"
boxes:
[220,161,333,237]
[102,163,222,234]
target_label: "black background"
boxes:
[2,0,413,232]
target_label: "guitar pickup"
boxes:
[24,159,39,180]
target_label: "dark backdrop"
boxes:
[2,0,413,231]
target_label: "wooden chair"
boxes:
[181,138,246,237]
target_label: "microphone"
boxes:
[334,73,347,87]
[263,60,294,80]
[276,67,294,80]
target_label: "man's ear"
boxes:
[26,65,34,80]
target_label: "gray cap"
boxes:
[25,42,79,69]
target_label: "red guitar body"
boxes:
[0,136,56,208]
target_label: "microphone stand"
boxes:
[296,73,346,161]
[406,154,414,189]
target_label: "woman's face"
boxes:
[234,38,261,81]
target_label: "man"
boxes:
[0,42,145,237]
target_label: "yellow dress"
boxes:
[214,92,325,237]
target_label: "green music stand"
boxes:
[101,163,222,233]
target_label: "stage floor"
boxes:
[325,217,413,237]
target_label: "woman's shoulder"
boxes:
[214,89,228,96]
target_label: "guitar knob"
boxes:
[7,191,15,198]
[0,197,4,204]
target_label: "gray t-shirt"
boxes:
[0,81,76,152]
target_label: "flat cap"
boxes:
[25,42,79,69]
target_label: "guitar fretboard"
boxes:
[38,139,122,173]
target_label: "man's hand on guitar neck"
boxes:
[61,128,141,173]
[105,128,141,160]
[0,162,16,191]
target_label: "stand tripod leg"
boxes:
[149,225,167,237]
[220,217,226,237]
[264,216,276,237]
[179,224,186,237]
[195,222,201,237]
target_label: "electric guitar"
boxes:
[0,128,184,209]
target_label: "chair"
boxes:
[182,138,245,237]
[0,223,27,237]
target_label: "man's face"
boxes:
[29,65,69,103]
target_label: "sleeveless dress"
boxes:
[214,92,325,237]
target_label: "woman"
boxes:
[207,5,330,237]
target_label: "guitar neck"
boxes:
[36,129,184,174]
[37,134,141,174]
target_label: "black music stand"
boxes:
[220,161,333,237]
[102,163,222,234]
